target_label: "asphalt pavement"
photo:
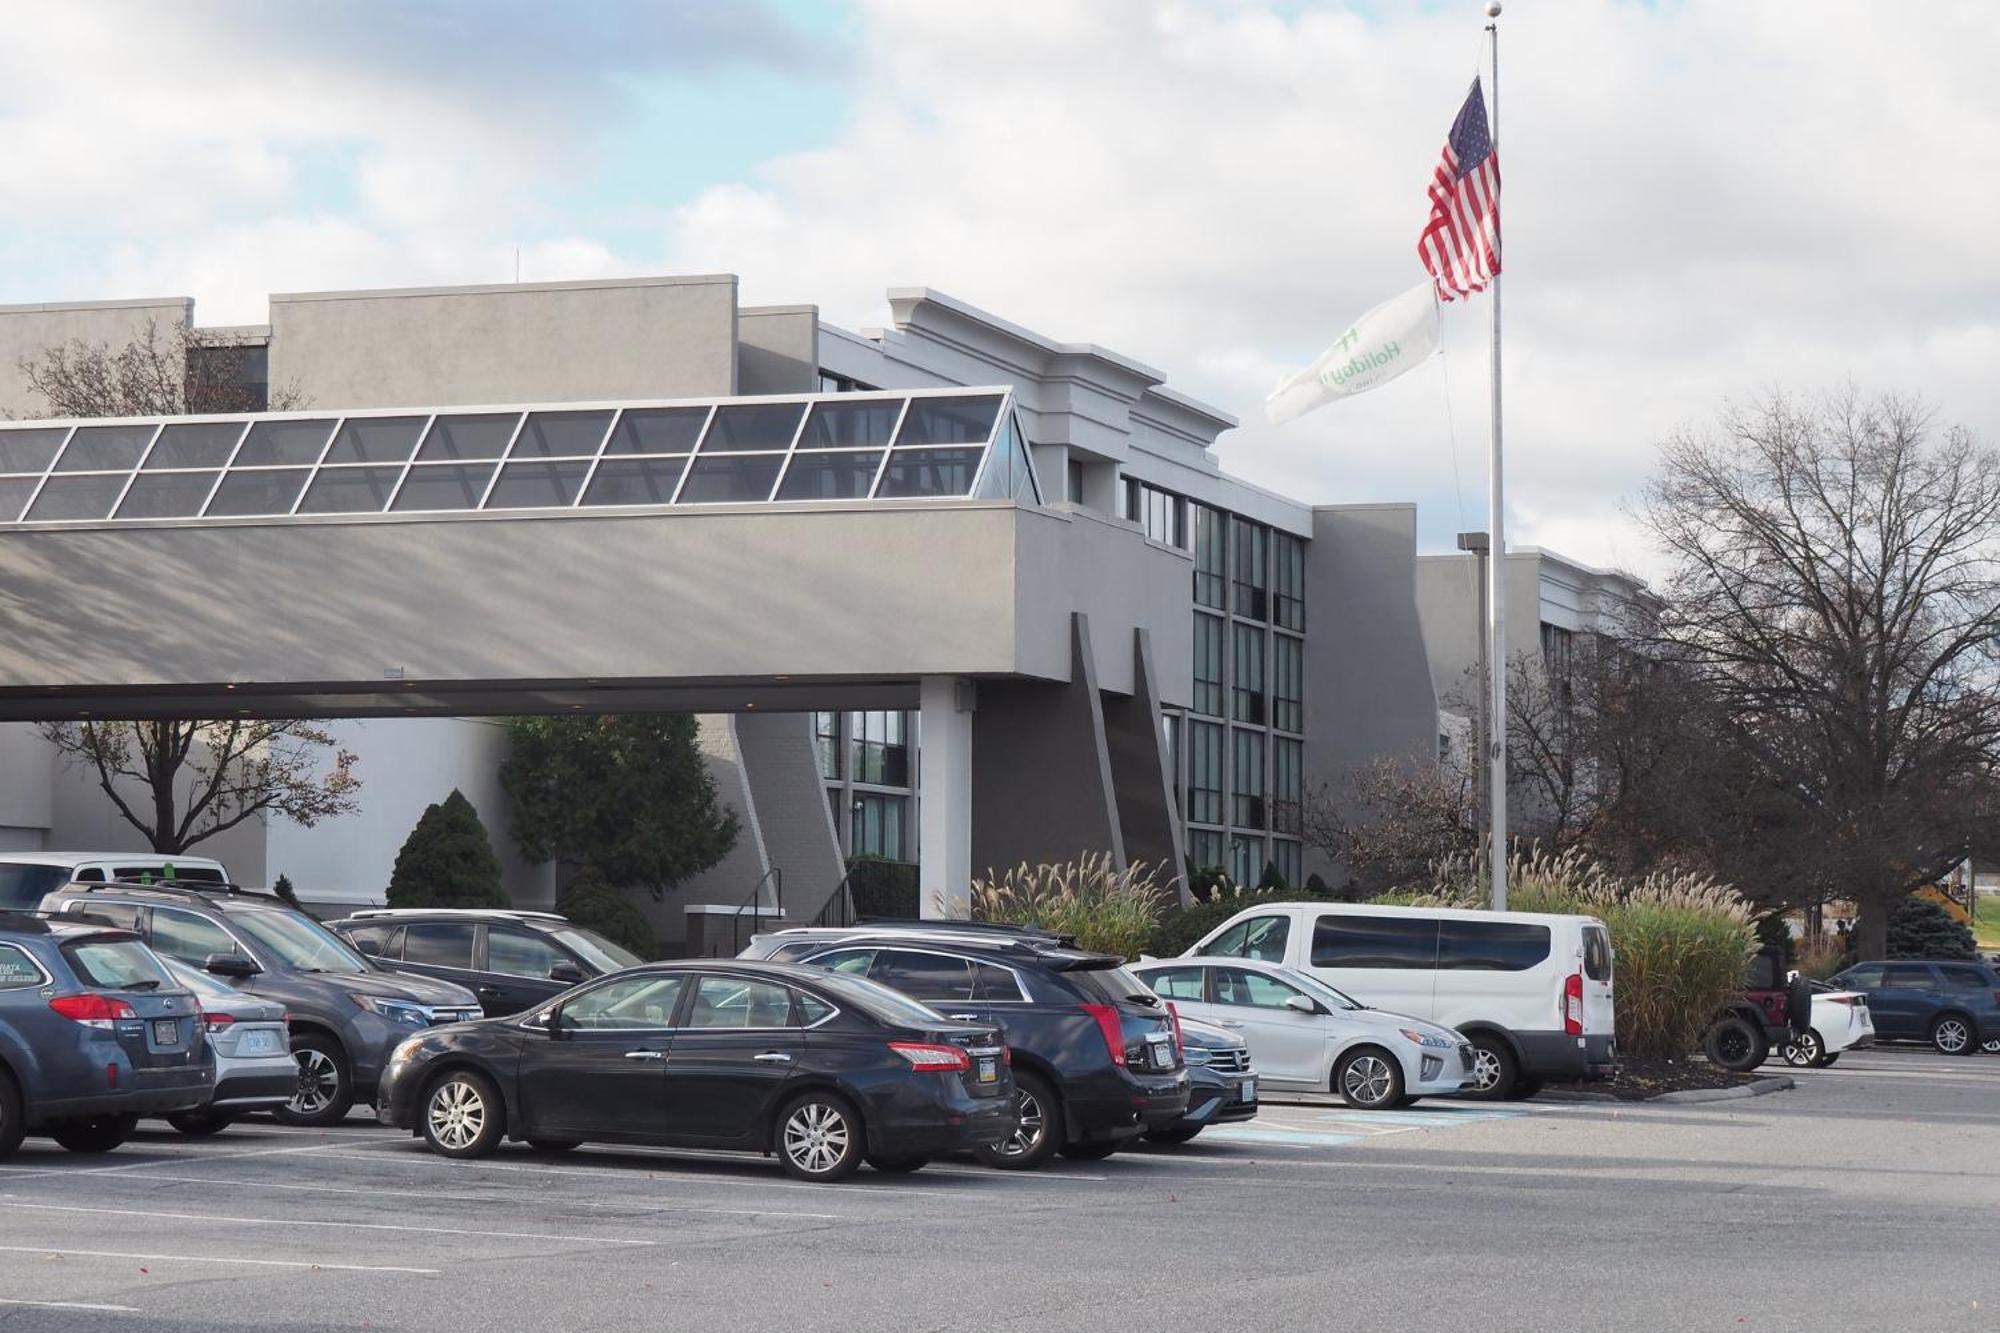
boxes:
[0,1044,1994,1332]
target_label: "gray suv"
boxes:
[41,882,480,1126]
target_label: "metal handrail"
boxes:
[809,871,857,930]
[726,866,784,957]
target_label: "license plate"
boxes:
[241,1030,281,1055]
[1151,1043,1175,1070]
[151,1019,180,1046]
[977,1057,998,1083]
[1241,1078,1256,1102]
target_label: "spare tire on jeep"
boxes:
[1786,972,1815,1036]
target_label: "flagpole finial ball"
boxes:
[1485,1,1501,15]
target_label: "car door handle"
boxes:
[947,1013,981,1021]
[623,1050,666,1061]
[477,986,504,996]
[753,1052,795,1064]
[1216,1019,1244,1029]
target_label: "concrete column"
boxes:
[919,676,974,919]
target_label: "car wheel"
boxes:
[273,1033,354,1127]
[1982,1036,2000,1055]
[421,1068,506,1159]
[0,1069,25,1160]
[1781,1029,1824,1068]
[50,1114,139,1154]
[973,1071,1063,1171]
[1459,1034,1519,1100]
[1704,1014,1769,1072]
[1817,1052,1841,1067]
[1059,1139,1124,1161]
[1931,1014,1974,1055]
[526,1138,581,1154]
[1335,1047,1406,1110]
[865,1153,930,1174]
[1144,1127,1203,1145]
[166,1111,235,1137]
[776,1092,864,1182]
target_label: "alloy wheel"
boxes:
[1782,1031,1822,1067]
[782,1102,851,1176]
[1983,1037,2000,1055]
[994,1087,1046,1159]
[1467,1046,1502,1093]
[290,1047,340,1117]
[1342,1055,1396,1107]
[427,1079,487,1151]
[1935,1018,1971,1054]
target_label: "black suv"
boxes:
[742,923,1188,1168]
[327,909,646,1018]
[39,881,481,1126]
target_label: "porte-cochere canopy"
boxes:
[0,387,1041,525]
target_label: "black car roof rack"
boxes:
[66,878,279,903]
[845,918,1078,947]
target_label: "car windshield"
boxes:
[231,909,369,973]
[551,926,643,974]
[807,971,951,1027]
[1285,969,1363,1011]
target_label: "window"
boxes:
[402,922,476,969]
[797,992,835,1025]
[560,975,686,1030]
[1192,503,1225,609]
[974,961,1026,1002]
[808,948,876,976]
[1436,920,1553,971]
[63,939,173,990]
[1187,720,1224,826]
[1583,925,1614,982]
[1310,914,1440,969]
[850,710,911,786]
[149,908,238,965]
[1230,835,1263,887]
[1272,635,1303,734]
[870,950,975,1002]
[1206,915,1291,963]
[1272,738,1302,835]
[69,901,139,930]
[1192,614,1224,717]
[1274,532,1305,630]
[1188,829,1223,872]
[343,923,398,958]
[1541,623,1576,710]
[1126,482,1182,547]
[1937,966,1991,991]
[813,712,841,780]
[688,976,798,1028]
[487,929,570,980]
[1838,964,1883,990]
[1232,518,1268,621]
[0,944,45,989]
[1143,966,1206,1001]
[1882,964,1936,990]
[0,863,73,911]
[1232,729,1265,828]
[817,371,876,394]
[1071,460,1086,505]
[1271,840,1302,888]
[1212,967,1307,1010]
[1232,625,1265,724]
[851,793,907,860]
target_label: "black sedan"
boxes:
[377,960,1017,1181]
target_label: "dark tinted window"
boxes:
[870,950,975,1002]
[1310,914,1439,969]
[403,923,475,969]
[1437,920,1551,972]
[1937,966,1992,991]
[70,902,142,931]
[1583,925,1613,982]
[0,864,76,910]
[487,929,569,980]
[1883,964,1937,990]
[973,961,1026,1002]
[341,923,397,957]
[1065,964,1164,1009]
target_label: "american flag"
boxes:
[1417,78,1501,302]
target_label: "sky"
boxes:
[1,0,1992,573]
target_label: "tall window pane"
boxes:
[1192,613,1224,717]
[1187,720,1224,826]
[1273,634,1304,734]
[1273,737,1303,835]
[1232,728,1266,830]
[1232,624,1265,725]
[1232,518,1268,621]
[813,712,841,780]
[1275,532,1306,630]
[1192,504,1225,610]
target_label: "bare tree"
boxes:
[18,318,304,419]
[1301,755,1481,895]
[1636,387,2000,958]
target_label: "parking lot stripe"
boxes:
[0,1142,343,1181]
[0,1198,659,1248]
[1197,1126,1369,1148]
[0,1244,438,1275]
[0,1298,142,1313]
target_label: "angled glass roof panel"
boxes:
[798,400,899,450]
[776,450,884,501]
[416,413,519,462]
[391,462,499,513]
[0,476,42,520]
[206,468,312,517]
[485,459,590,509]
[605,407,706,456]
[26,473,127,520]
[117,471,221,519]
[147,422,244,470]
[972,411,1043,504]
[236,419,336,467]
[514,410,613,459]
[704,403,803,453]
[895,395,1000,448]
[877,447,983,498]
[679,453,786,503]
[325,415,427,465]
[56,424,153,472]
[298,465,404,515]
[583,456,690,506]
[0,427,69,474]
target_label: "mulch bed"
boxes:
[1543,1055,1768,1102]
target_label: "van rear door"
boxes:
[1579,922,1615,1038]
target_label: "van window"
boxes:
[1310,914,1439,969]
[1205,915,1290,962]
[1583,925,1613,982]
[114,864,226,884]
[1436,920,1552,972]
[0,864,71,910]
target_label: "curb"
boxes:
[1653,1075,1795,1104]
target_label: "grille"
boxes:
[427,1008,482,1026]
[1457,1044,1475,1072]
[1206,1047,1251,1075]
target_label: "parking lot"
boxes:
[0,1046,1994,1332]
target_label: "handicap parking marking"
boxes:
[1196,1126,1372,1149]
[1197,1101,1538,1151]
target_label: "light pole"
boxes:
[1457,531,1491,879]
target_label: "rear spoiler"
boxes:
[1043,953,1126,973]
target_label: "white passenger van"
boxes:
[0,851,232,912]
[1186,902,1615,1099]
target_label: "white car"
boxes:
[1130,957,1473,1110]
[156,956,297,1135]
[1781,984,1877,1068]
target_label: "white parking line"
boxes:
[0,1244,436,1275]
[0,1143,342,1181]
[0,1199,657,1248]
[0,1298,142,1313]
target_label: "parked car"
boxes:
[1131,957,1474,1109]
[0,911,213,1158]
[1142,1015,1258,1144]
[40,881,481,1125]
[327,908,645,1018]
[1780,982,1876,1068]
[153,956,297,1134]
[1825,958,2000,1055]
[0,852,230,912]
[378,959,1016,1181]
[1702,945,1815,1072]
[743,923,1189,1168]
[1184,902,1614,1099]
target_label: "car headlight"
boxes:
[352,995,430,1028]
[389,1036,423,1065]
[1399,1028,1452,1049]
[1184,1047,1212,1065]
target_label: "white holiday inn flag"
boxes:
[1264,281,1440,425]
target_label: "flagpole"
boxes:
[1483,1,1508,911]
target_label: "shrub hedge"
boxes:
[848,856,920,920]
[555,867,656,958]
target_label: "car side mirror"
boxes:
[205,953,260,979]
[548,962,586,985]
[1283,994,1319,1015]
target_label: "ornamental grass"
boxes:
[968,853,1169,960]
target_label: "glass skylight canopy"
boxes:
[0,387,1043,525]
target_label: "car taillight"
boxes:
[1827,996,1855,1007]
[889,1042,971,1073]
[49,994,137,1029]
[1165,1001,1185,1059]
[1080,1003,1127,1067]
[1562,973,1584,1037]
[202,1011,237,1032]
